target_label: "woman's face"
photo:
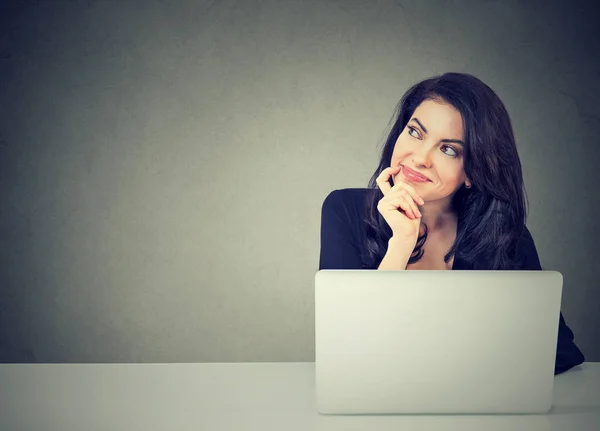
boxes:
[391,99,470,203]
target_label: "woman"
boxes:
[318,72,585,375]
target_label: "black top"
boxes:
[319,188,585,375]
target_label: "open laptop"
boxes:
[314,270,563,415]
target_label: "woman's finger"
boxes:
[391,179,425,205]
[385,193,419,220]
[376,166,400,196]
[396,193,420,219]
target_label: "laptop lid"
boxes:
[314,270,563,414]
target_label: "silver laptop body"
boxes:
[314,270,563,414]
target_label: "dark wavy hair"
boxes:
[361,72,528,270]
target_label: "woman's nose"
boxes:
[412,146,433,168]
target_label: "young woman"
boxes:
[318,72,585,375]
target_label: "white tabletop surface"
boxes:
[0,362,598,431]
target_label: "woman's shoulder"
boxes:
[514,224,542,270]
[516,224,536,249]
[322,188,375,208]
[322,188,376,223]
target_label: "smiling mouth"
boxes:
[400,165,432,183]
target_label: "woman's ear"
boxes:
[465,179,472,189]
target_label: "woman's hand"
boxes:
[376,166,425,243]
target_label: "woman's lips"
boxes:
[400,165,432,183]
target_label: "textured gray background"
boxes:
[0,0,598,363]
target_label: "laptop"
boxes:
[314,270,563,415]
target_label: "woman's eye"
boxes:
[442,145,458,157]
[408,127,420,138]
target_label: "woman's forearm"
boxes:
[377,236,414,270]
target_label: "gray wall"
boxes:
[1,0,598,363]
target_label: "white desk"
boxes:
[0,362,598,431]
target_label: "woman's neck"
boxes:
[418,198,457,233]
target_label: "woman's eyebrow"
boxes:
[410,118,465,146]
